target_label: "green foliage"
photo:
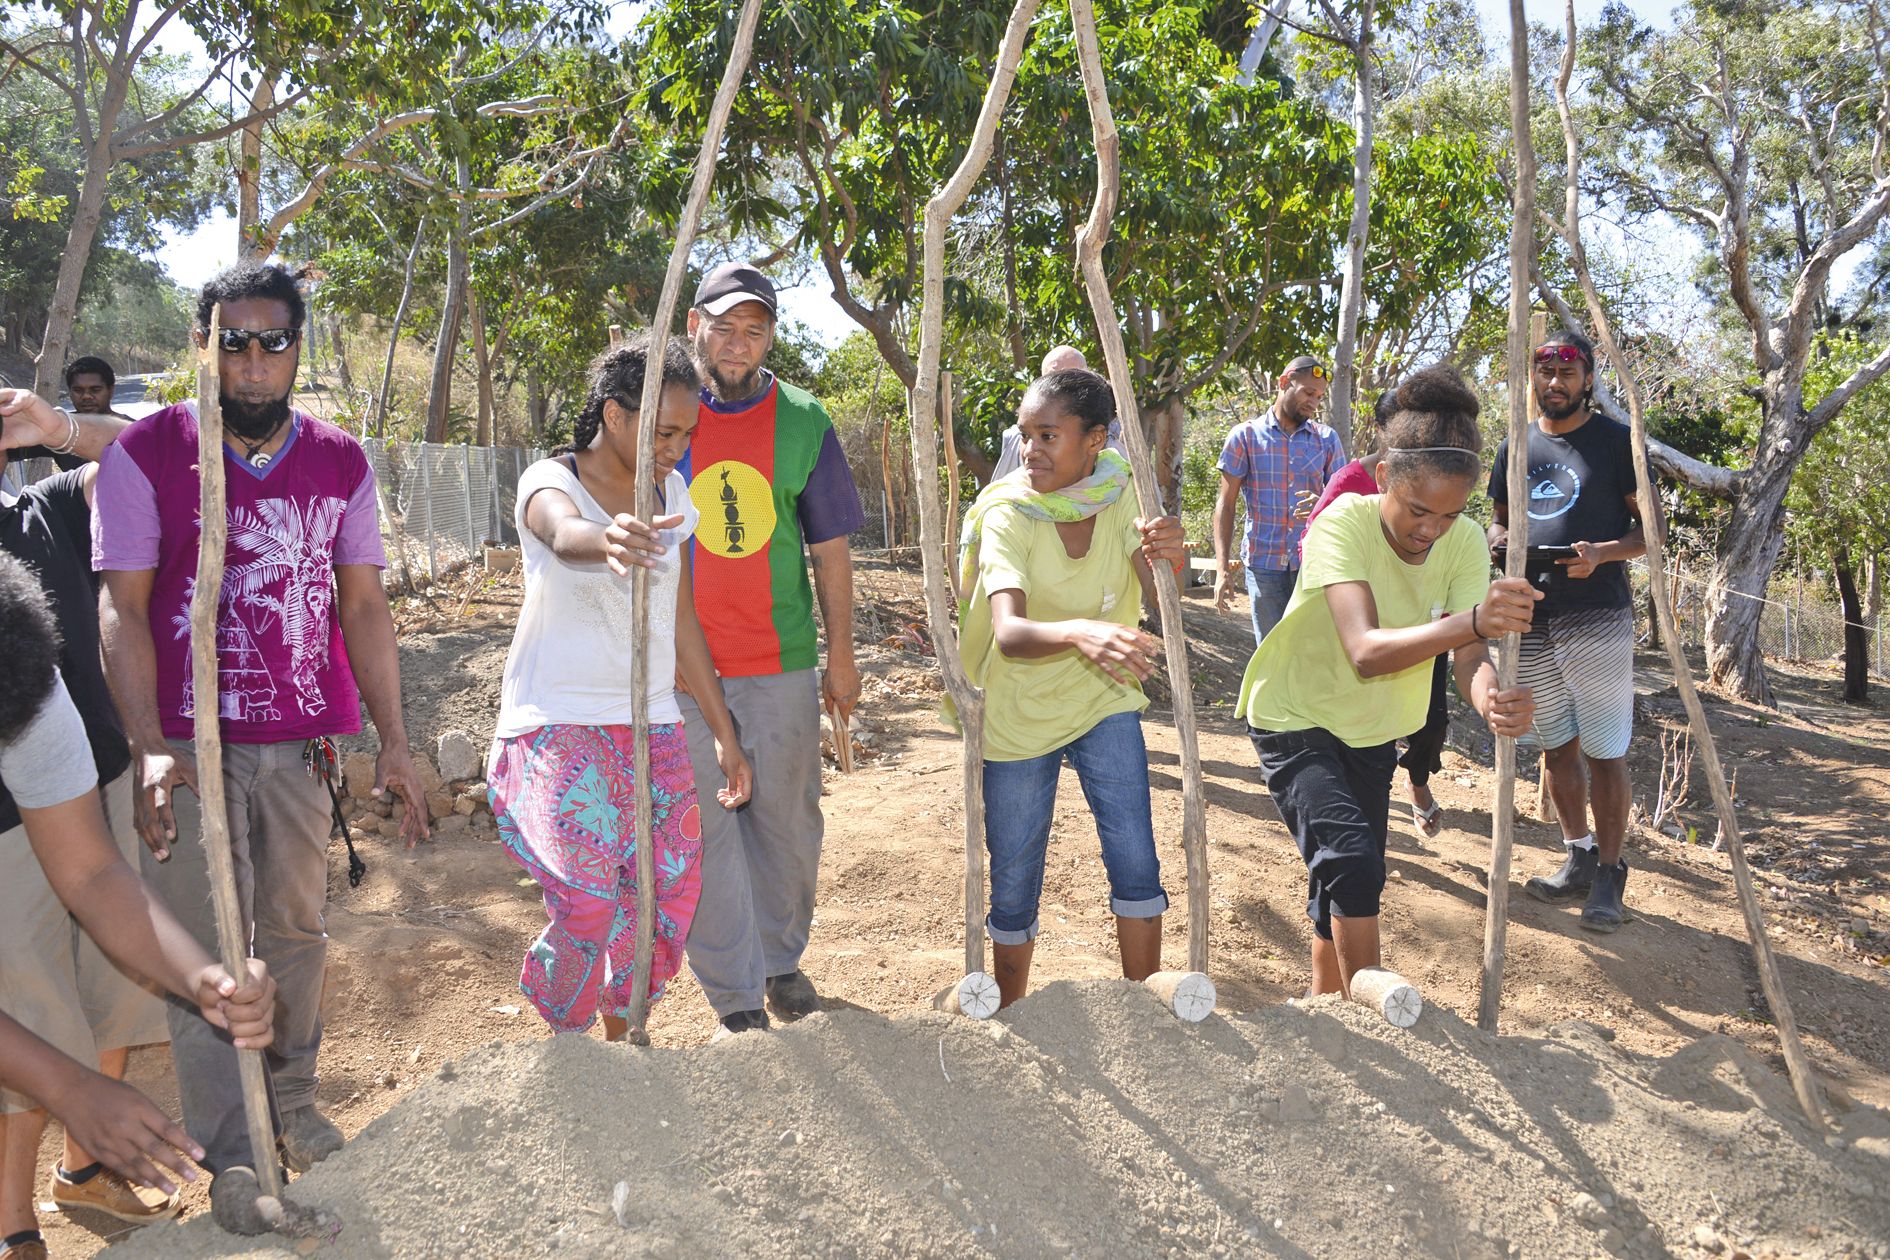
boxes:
[1787,334,1890,565]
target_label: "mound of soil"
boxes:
[109,981,1890,1260]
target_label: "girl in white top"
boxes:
[489,335,751,1042]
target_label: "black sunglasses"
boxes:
[216,327,299,355]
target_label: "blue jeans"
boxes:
[1246,565,1298,645]
[981,711,1169,945]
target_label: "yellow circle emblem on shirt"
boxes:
[690,460,776,559]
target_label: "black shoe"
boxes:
[712,1009,771,1042]
[1579,858,1631,933]
[1524,845,1599,903]
[765,970,821,1021]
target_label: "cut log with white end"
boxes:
[1144,970,1216,1023]
[1350,967,1422,1028]
[941,972,1001,1020]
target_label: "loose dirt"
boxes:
[44,560,1890,1257]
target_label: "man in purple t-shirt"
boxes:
[92,261,429,1234]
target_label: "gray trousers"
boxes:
[678,670,824,1018]
[142,739,331,1173]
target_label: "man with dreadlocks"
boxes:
[1489,328,1662,935]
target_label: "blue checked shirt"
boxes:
[1217,410,1346,572]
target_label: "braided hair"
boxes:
[559,333,701,455]
[1022,368,1115,432]
[1380,364,1483,487]
[0,554,62,745]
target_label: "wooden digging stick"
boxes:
[1523,311,1556,826]
[1070,0,1214,987]
[1477,0,1539,1034]
[193,307,284,1198]
[942,370,963,602]
[909,0,1042,1012]
[1547,0,1826,1128]
[622,0,765,1042]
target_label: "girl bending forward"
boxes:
[957,369,1187,1007]
[1238,365,1537,997]
[490,335,752,1039]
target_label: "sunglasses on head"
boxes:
[1533,344,1590,366]
[216,327,299,355]
[1289,362,1331,381]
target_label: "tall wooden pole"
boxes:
[910,0,1042,995]
[1478,0,1538,1032]
[193,308,284,1197]
[942,370,964,601]
[1069,0,1211,975]
[623,0,765,1040]
[1548,0,1825,1128]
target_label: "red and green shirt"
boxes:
[682,375,864,677]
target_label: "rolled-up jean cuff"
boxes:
[985,915,1040,946]
[1110,892,1168,919]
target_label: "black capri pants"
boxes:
[1251,726,1399,940]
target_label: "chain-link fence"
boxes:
[1629,558,1889,678]
[362,439,549,585]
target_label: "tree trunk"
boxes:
[1327,0,1377,453]
[33,136,118,400]
[1145,394,1187,514]
[997,133,1028,372]
[327,311,353,398]
[426,215,469,444]
[374,215,429,440]
[1836,548,1869,704]
[470,285,495,446]
[526,364,546,444]
[1704,411,1801,705]
[236,71,280,260]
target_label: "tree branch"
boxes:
[1805,338,1890,433]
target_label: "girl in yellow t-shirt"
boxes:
[956,369,1187,1007]
[1236,365,1540,998]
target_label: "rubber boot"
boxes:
[992,940,1035,1009]
[1578,858,1631,933]
[1524,844,1598,904]
[1115,914,1163,982]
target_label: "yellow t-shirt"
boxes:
[955,491,1149,761]
[1235,493,1488,747]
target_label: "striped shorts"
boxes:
[1516,606,1636,760]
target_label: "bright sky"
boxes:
[147,0,1731,353]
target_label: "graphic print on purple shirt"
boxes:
[91,402,387,743]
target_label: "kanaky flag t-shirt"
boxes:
[681,375,864,677]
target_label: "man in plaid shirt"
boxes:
[1212,355,1346,644]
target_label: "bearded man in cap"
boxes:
[631,264,866,1037]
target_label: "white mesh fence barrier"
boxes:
[361,439,548,584]
[1628,559,1888,678]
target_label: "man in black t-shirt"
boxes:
[1487,330,1662,934]
[0,390,180,1243]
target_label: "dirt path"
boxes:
[41,561,1890,1256]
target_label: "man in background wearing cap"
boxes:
[1212,355,1345,645]
[679,263,865,1037]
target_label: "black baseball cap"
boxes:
[694,263,778,318]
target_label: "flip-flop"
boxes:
[1411,799,1443,838]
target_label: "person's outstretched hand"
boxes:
[47,1069,205,1196]
[604,513,683,577]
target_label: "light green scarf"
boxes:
[958,449,1131,597]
